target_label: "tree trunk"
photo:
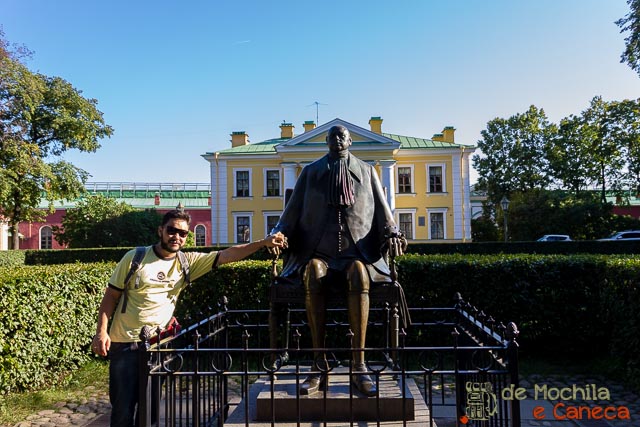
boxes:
[10,222,19,249]
[600,164,606,204]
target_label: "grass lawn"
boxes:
[0,359,109,427]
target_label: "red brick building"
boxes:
[1,183,212,250]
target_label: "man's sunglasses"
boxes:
[166,225,189,238]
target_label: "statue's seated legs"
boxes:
[345,260,376,396]
[300,258,327,395]
[300,258,377,397]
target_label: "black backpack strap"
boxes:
[176,251,190,287]
[121,246,147,314]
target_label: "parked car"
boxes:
[537,235,572,242]
[598,230,640,241]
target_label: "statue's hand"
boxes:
[384,226,407,258]
[266,232,288,257]
[388,236,404,257]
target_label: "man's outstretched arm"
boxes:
[216,232,287,266]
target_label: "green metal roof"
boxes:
[216,138,283,155]
[383,133,467,149]
[38,182,211,210]
[215,133,470,156]
[40,197,211,210]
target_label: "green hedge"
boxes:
[407,240,640,255]
[0,250,25,267]
[178,255,640,352]
[396,254,621,349]
[20,240,640,267]
[3,254,640,393]
[178,254,640,388]
[23,245,272,265]
[0,263,114,394]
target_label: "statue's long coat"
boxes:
[272,152,397,283]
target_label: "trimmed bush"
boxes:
[24,247,132,265]
[3,254,640,393]
[0,263,114,394]
[23,245,271,266]
[178,254,640,388]
[0,250,25,267]
[176,260,274,320]
[407,240,640,255]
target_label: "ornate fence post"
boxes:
[137,326,153,427]
[506,322,521,427]
[242,329,251,427]
[192,329,201,427]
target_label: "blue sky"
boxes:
[4,0,640,184]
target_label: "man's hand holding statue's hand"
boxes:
[265,232,288,256]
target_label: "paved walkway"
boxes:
[13,373,640,427]
[11,385,110,427]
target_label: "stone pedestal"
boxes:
[256,367,414,422]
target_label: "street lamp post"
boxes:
[500,196,510,242]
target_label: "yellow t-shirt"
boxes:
[108,246,218,342]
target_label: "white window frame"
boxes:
[427,208,448,240]
[263,168,282,198]
[395,208,416,240]
[233,168,252,198]
[232,212,253,243]
[396,164,415,195]
[426,163,447,194]
[40,225,53,249]
[194,224,206,246]
[263,211,282,237]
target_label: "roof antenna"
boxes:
[307,101,328,125]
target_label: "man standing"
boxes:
[92,209,286,426]
[272,125,405,396]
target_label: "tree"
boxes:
[470,215,499,242]
[0,26,30,62]
[617,0,640,77]
[505,190,619,241]
[54,194,162,248]
[547,114,599,193]
[472,105,554,204]
[580,96,628,202]
[0,33,113,248]
[608,98,640,195]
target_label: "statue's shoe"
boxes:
[300,374,327,395]
[351,372,377,397]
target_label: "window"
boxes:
[429,166,443,193]
[399,213,413,240]
[265,170,280,197]
[266,215,280,236]
[397,167,412,193]
[236,216,250,243]
[396,209,416,240]
[40,226,52,249]
[235,170,250,197]
[430,212,445,240]
[195,224,206,246]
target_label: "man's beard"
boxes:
[160,239,182,253]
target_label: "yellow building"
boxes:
[202,117,475,245]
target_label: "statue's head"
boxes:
[326,125,352,155]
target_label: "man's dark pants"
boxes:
[109,344,139,427]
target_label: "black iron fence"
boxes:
[136,294,520,427]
